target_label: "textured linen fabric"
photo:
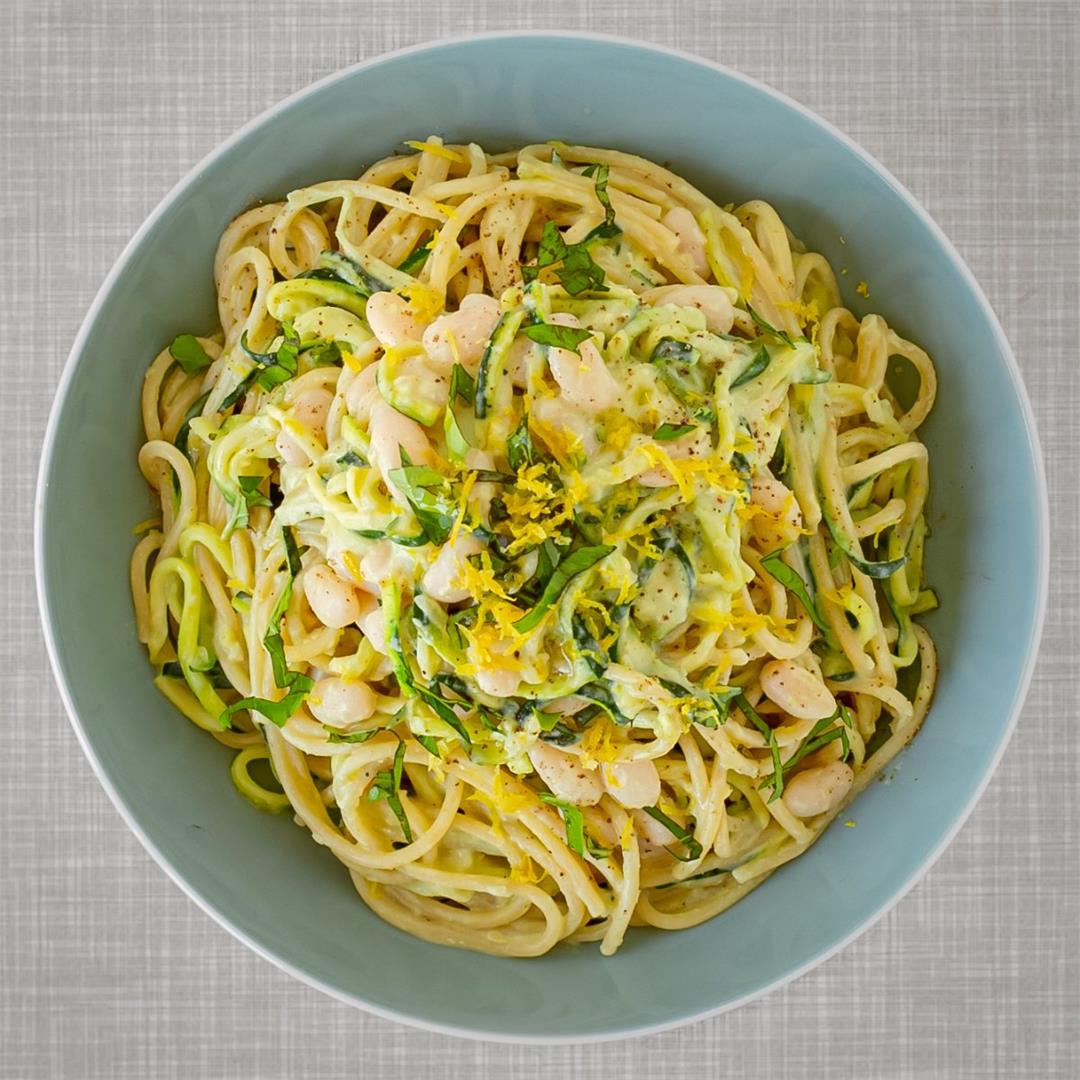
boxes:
[2,1,1078,1076]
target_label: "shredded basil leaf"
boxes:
[580,163,619,240]
[237,474,271,512]
[325,728,381,744]
[653,421,697,442]
[760,549,833,636]
[538,793,587,856]
[239,323,301,391]
[823,513,909,579]
[449,362,475,404]
[514,545,613,632]
[746,305,800,348]
[521,221,608,296]
[730,344,771,389]
[169,334,213,375]
[641,805,703,862]
[368,738,413,843]
[386,458,455,546]
[220,527,312,729]
[735,694,784,801]
[521,321,593,352]
[507,416,538,471]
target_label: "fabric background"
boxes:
[2,1,1077,1076]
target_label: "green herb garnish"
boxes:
[169,334,213,375]
[521,221,608,296]
[581,163,619,240]
[514,545,613,633]
[746,305,799,348]
[653,421,697,442]
[520,321,594,352]
[760,549,832,636]
[729,344,771,389]
[368,738,413,843]
[386,454,455,546]
[735,693,785,802]
[538,793,587,856]
[220,527,313,729]
[641,805,703,862]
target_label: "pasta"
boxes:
[130,138,938,957]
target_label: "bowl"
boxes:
[35,32,1048,1042]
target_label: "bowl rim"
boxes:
[34,29,1050,1044]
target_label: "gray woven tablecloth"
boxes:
[3,1,1077,1076]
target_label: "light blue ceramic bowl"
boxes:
[36,33,1047,1042]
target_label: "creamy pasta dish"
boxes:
[131,138,937,956]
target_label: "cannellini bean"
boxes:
[368,399,435,494]
[642,284,735,334]
[750,474,804,550]
[365,291,426,348]
[357,604,388,654]
[545,313,619,415]
[308,676,376,728]
[345,363,380,423]
[474,664,521,699]
[531,396,599,458]
[506,336,536,388]
[662,207,709,275]
[529,742,603,806]
[421,532,486,603]
[760,660,836,720]
[356,540,393,596]
[422,292,501,372]
[637,426,712,487]
[304,563,364,629]
[782,761,854,818]
[601,758,661,809]
[275,387,334,465]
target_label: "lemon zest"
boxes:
[447,471,477,546]
[405,140,465,164]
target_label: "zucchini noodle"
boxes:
[130,138,938,957]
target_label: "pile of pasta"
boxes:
[131,138,937,956]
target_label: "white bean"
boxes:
[358,604,388,654]
[422,293,501,372]
[637,426,712,487]
[422,532,485,603]
[529,742,603,806]
[304,563,364,629]
[308,676,377,728]
[474,664,521,699]
[601,758,661,809]
[356,540,393,596]
[782,761,854,818]
[368,399,435,495]
[345,363,380,423]
[760,659,837,720]
[662,207,709,275]
[506,336,536,389]
[750,474,803,550]
[531,396,599,458]
[365,291,426,348]
[642,284,735,334]
[275,387,334,465]
[545,313,619,415]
